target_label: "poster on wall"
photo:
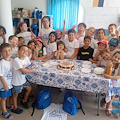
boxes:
[85,7,119,29]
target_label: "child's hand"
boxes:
[64,48,68,52]
[42,59,48,62]
[89,58,93,62]
[64,19,66,24]
[72,24,77,29]
[98,56,103,61]
[116,30,120,36]
[31,32,36,38]
[4,85,9,91]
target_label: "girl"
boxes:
[97,50,111,67]
[95,28,106,48]
[38,16,55,47]
[55,41,66,60]
[32,38,46,60]
[0,26,6,45]
[78,27,96,49]
[15,22,36,45]
[42,31,57,62]
[104,51,120,117]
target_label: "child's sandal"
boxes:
[2,111,13,119]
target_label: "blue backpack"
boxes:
[31,89,51,116]
[62,91,85,115]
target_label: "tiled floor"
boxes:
[0,85,119,120]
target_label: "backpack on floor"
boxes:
[62,91,85,115]
[31,88,51,116]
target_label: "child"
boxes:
[12,45,33,114]
[97,50,111,67]
[108,24,119,41]
[15,22,36,45]
[27,40,35,51]
[8,35,18,59]
[89,40,107,63]
[104,51,120,117]
[0,43,13,119]
[55,41,66,60]
[77,35,94,61]
[18,37,25,47]
[64,29,79,59]
[78,27,96,49]
[108,38,119,56]
[32,38,46,60]
[0,26,6,45]
[95,28,106,48]
[56,19,66,42]
[42,31,57,62]
[38,16,55,46]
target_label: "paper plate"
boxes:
[81,68,91,73]
[82,61,91,65]
[82,64,91,68]
[94,67,104,75]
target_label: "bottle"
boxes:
[107,66,112,75]
[22,62,34,75]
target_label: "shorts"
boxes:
[0,89,12,98]
[12,81,31,93]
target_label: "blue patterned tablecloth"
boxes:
[26,59,111,94]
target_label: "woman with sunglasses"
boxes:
[38,16,55,47]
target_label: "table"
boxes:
[26,59,111,115]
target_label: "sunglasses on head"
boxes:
[110,43,116,47]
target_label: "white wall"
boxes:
[11,0,47,15]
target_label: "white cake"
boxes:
[57,60,75,71]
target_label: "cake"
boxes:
[57,60,75,71]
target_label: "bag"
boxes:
[31,89,51,116]
[62,91,85,115]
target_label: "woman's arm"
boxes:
[62,19,66,39]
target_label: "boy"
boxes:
[77,35,94,60]
[108,24,119,41]
[89,40,107,63]
[12,45,33,114]
[108,38,119,56]
[64,29,79,59]
[0,43,13,119]
[18,37,25,47]
[8,35,18,59]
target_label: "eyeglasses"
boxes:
[43,20,48,23]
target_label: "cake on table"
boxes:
[57,60,75,71]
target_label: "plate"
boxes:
[94,67,104,75]
[42,63,52,67]
[49,62,58,66]
[82,61,91,65]
[82,64,91,68]
[81,68,91,73]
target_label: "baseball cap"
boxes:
[97,40,107,47]
[108,38,119,47]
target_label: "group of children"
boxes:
[0,16,120,119]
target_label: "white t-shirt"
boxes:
[78,37,97,49]
[12,57,31,86]
[0,36,4,45]
[38,28,55,47]
[46,42,57,58]
[64,38,79,58]
[16,32,32,45]
[0,59,13,90]
[43,47,47,55]
[108,35,117,41]
[101,59,108,67]
[11,47,18,59]
[55,50,66,56]
[108,49,120,56]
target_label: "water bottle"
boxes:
[22,62,34,75]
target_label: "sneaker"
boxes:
[21,100,29,109]
[11,108,23,114]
